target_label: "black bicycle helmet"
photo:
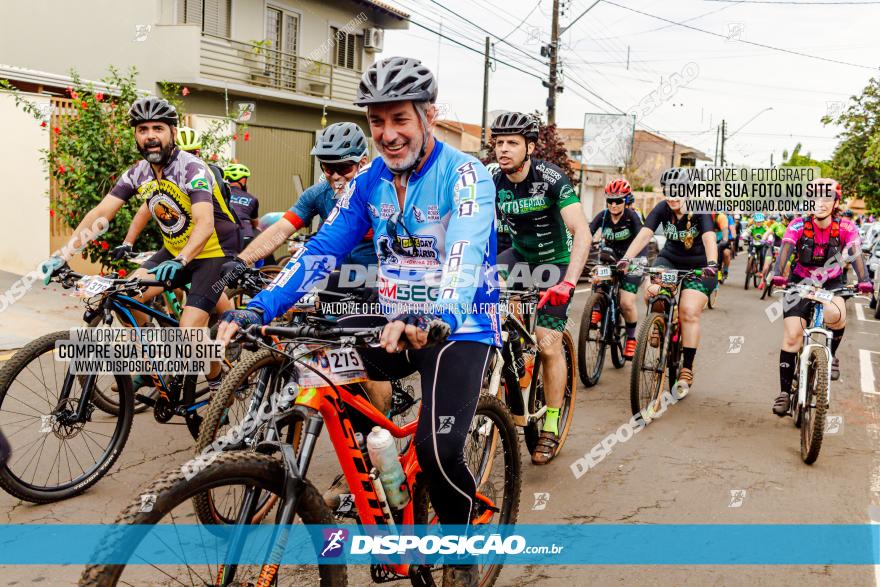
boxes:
[310,122,368,163]
[490,112,539,141]
[354,56,438,106]
[128,96,178,127]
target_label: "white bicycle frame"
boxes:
[495,321,547,428]
[797,327,832,408]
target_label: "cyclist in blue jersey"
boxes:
[218,57,499,586]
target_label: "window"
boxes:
[177,0,230,37]
[332,27,363,70]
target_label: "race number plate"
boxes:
[661,272,678,285]
[76,276,113,298]
[326,348,363,374]
[814,289,833,302]
[596,266,611,278]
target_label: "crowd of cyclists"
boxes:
[15,54,875,586]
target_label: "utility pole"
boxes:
[670,141,676,167]
[481,36,491,150]
[714,125,720,166]
[719,119,726,167]
[545,0,560,125]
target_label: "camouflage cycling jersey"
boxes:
[492,158,579,264]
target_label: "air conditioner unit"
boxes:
[364,28,384,52]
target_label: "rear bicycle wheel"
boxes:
[413,393,521,587]
[578,292,607,387]
[609,305,627,369]
[79,452,345,587]
[630,313,667,417]
[0,331,133,503]
[800,347,829,464]
[744,257,754,290]
[525,332,577,457]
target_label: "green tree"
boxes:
[780,143,833,176]
[822,77,880,213]
[482,111,576,183]
[2,69,243,271]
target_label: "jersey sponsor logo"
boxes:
[602,227,631,241]
[189,177,209,191]
[536,231,552,237]
[498,195,548,215]
[535,162,561,183]
[148,193,187,235]
[378,275,441,304]
[376,234,440,267]
[412,205,426,222]
[455,161,479,186]
[230,194,253,205]
[367,203,380,218]
[528,182,548,198]
[538,242,554,249]
[663,222,699,243]
[440,240,469,300]
[427,204,440,221]
[380,203,396,219]
[456,185,478,218]
[560,184,576,200]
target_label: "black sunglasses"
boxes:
[321,161,357,176]
[606,197,626,205]
[386,212,417,257]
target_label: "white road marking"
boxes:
[575,287,591,295]
[861,349,879,396]
[855,302,867,322]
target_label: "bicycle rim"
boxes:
[801,347,829,464]
[630,313,667,417]
[578,292,606,387]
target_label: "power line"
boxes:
[706,0,880,4]
[424,0,549,67]
[498,2,543,42]
[601,0,879,70]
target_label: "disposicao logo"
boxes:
[320,528,349,558]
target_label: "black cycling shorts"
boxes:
[142,249,230,313]
[497,248,571,332]
[652,255,716,296]
[336,314,492,527]
[782,276,846,322]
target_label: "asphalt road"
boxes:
[1,253,879,586]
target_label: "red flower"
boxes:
[95,92,104,102]
[182,87,190,96]
[65,86,73,96]
[81,101,87,108]
[110,174,116,181]
[244,132,250,141]
[53,126,60,135]
[100,241,109,251]
[210,153,219,161]
[58,165,66,174]
[49,209,55,218]
[71,91,78,100]
[40,121,47,128]
[118,268,127,277]
[233,134,238,141]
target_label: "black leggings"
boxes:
[338,316,492,526]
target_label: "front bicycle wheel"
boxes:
[0,331,133,503]
[525,331,577,457]
[578,292,607,387]
[414,393,521,587]
[630,313,667,417]
[193,349,295,525]
[79,452,345,587]
[800,347,829,464]
[744,257,754,290]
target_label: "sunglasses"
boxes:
[606,197,626,205]
[321,161,357,176]
[386,212,418,257]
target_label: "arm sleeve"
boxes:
[643,202,667,231]
[248,181,371,323]
[433,161,497,330]
[772,240,794,277]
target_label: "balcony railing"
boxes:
[199,34,360,103]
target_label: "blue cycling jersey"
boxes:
[289,180,377,267]
[249,141,502,346]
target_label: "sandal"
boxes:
[531,430,560,465]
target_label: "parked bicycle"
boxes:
[777,283,856,464]
[81,321,521,586]
[629,265,703,418]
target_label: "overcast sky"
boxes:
[378,0,880,165]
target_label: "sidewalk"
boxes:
[0,270,84,351]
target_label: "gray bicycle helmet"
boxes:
[310,122,368,163]
[128,96,178,127]
[660,167,692,196]
[490,112,539,141]
[354,56,438,106]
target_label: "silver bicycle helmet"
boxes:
[128,96,178,127]
[310,122,368,163]
[490,112,539,141]
[354,56,437,106]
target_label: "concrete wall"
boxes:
[0,0,199,95]
[0,94,51,275]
